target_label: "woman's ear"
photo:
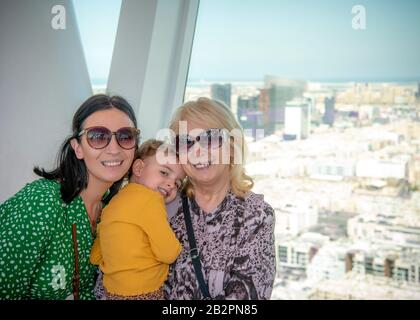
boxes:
[131,159,145,178]
[70,138,84,160]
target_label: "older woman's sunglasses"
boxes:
[175,128,229,154]
[78,126,140,150]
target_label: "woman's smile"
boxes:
[101,160,124,167]
[191,161,212,169]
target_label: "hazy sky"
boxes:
[73,0,121,83]
[73,0,420,83]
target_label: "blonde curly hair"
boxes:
[169,97,253,199]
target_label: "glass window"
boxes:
[185,0,420,300]
[73,0,122,93]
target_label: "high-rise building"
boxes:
[258,88,270,127]
[237,95,264,139]
[238,95,258,110]
[323,96,335,126]
[211,83,231,107]
[264,76,306,134]
[283,98,311,140]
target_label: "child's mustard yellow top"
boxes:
[90,183,182,296]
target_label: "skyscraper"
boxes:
[264,76,306,134]
[323,96,335,126]
[283,98,311,140]
[258,88,270,127]
[237,95,264,140]
[211,83,232,107]
[237,95,258,112]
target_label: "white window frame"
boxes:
[107,0,200,140]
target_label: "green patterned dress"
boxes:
[0,179,96,299]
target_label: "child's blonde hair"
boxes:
[135,139,165,160]
[129,139,170,179]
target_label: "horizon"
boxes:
[91,77,420,87]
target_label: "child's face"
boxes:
[131,155,185,203]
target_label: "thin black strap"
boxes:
[182,196,212,299]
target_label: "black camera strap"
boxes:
[181,196,212,299]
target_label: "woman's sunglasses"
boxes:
[78,126,140,150]
[174,128,229,154]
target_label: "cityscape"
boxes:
[184,76,420,300]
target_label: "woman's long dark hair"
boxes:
[34,94,138,204]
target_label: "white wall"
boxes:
[0,0,92,202]
[284,107,302,139]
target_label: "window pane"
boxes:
[73,0,121,93]
[186,0,420,300]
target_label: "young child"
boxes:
[90,139,185,299]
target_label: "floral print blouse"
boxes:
[164,190,276,300]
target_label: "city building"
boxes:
[283,98,311,140]
[306,160,355,181]
[323,96,335,126]
[309,272,420,300]
[258,88,270,127]
[349,246,400,278]
[347,215,420,249]
[306,242,349,282]
[277,232,329,279]
[355,159,408,180]
[393,250,420,285]
[265,76,306,133]
[211,83,232,107]
[274,202,319,237]
[237,95,264,139]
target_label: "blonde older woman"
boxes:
[164,97,275,300]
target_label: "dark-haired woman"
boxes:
[0,94,139,299]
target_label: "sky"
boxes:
[73,0,420,83]
[73,0,121,84]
